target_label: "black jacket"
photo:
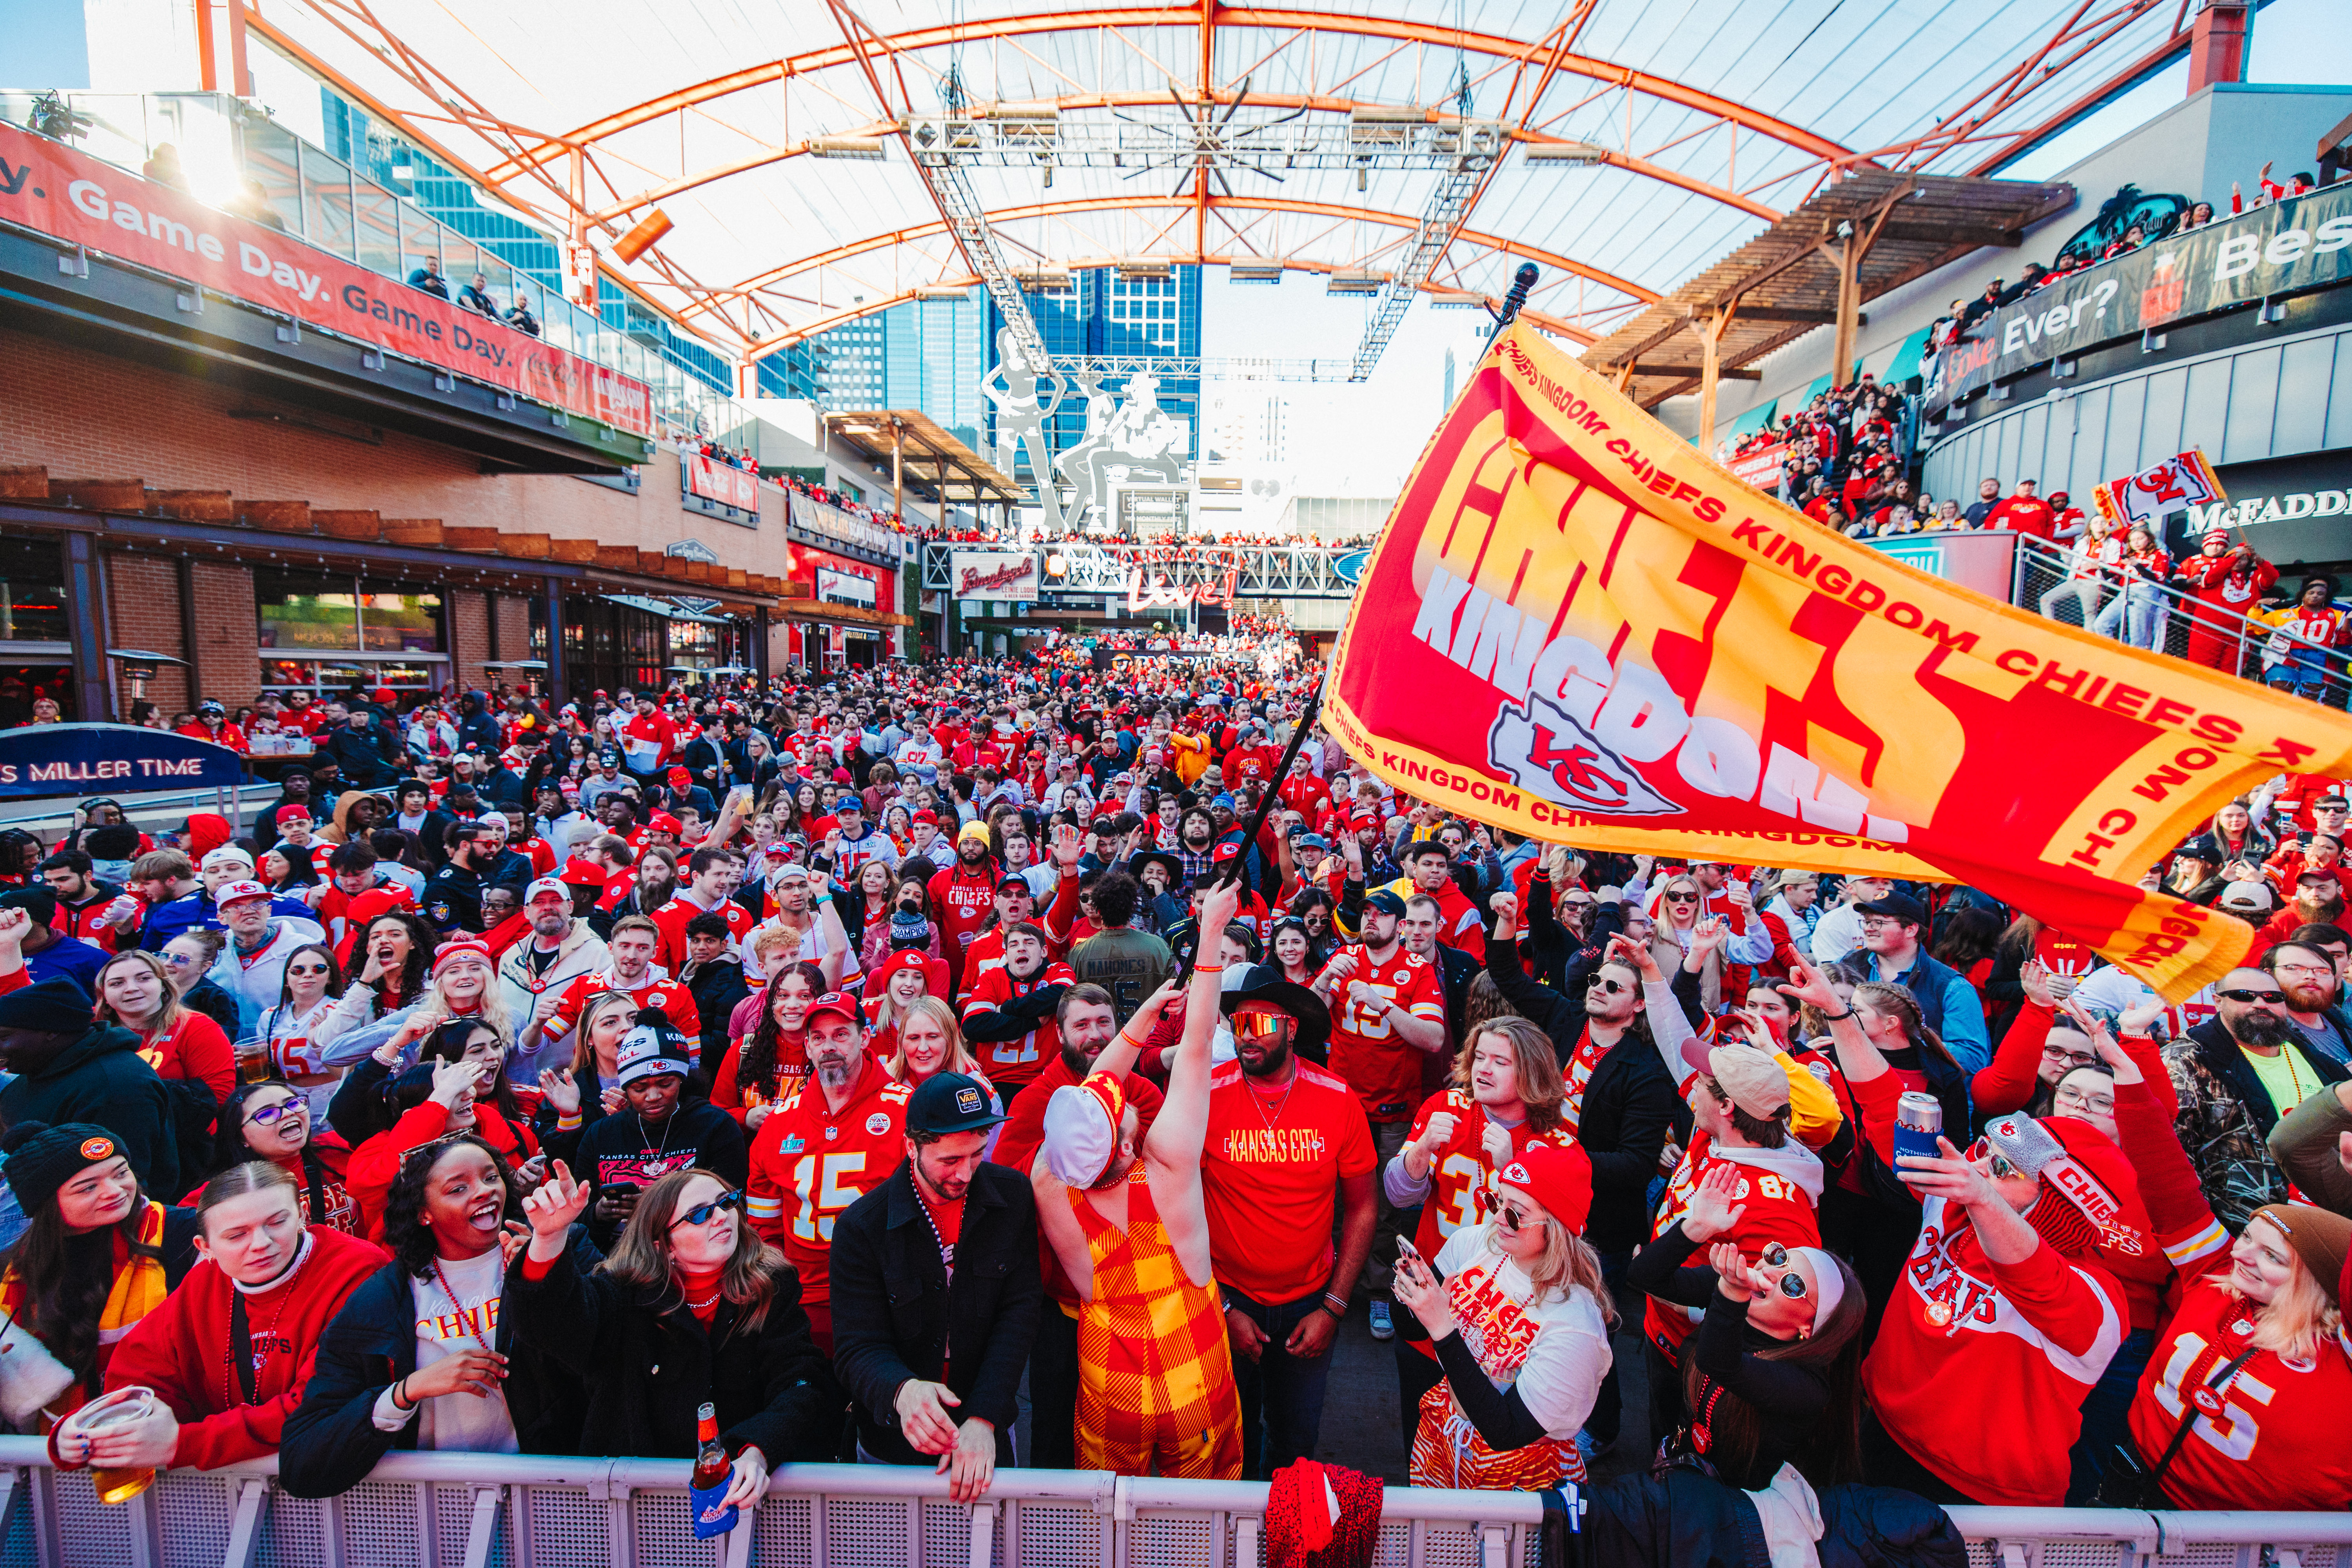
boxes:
[568,1101,749,1250]
[829,1161,1042,1466]
[323,723,402,789]
[1481,924,1684,1254]
[0,1023,181,1198]
[682,958,751,1071]
[505,1224,833,1465]
[1582,1470,1965,1568]
[279,1238,592,1497]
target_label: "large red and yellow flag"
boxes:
[1328,329,2352,999]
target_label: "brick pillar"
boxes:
[106,552,192,717]
[451,588,490,693]
[2186,1,2250,94]
[187,560,260,709]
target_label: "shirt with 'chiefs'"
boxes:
[2127,1274,2352,1511]
[960,960,1075,1093]
[541,966,701,1051]
[929,862,1002,969]
[1862,1196,2123,1506]
[1326,945,1446,1123]
[1644,1132,1823,1359]
[744,1055,910,1308]
[650,892,757,973]
[1396,1089,1579,1275]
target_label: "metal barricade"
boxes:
[2008,534,2352,707]
[0,1441,2345,1568]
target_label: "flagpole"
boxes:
[1213,677,1326,892]
[1487,263,1539,348]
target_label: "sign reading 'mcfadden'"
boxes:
[2190,489,2352,530]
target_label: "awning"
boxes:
[601,594,735,625]
[1797,374,1833,406]
[1879,325,1935,385]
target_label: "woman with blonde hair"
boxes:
[1392,1140,1611,1491]
[2119,1092,2352,1506]
[886,996,990,1090]
[532,989,646,1142]
[1387,1014,1571,1448]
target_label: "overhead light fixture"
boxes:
[1015,268,1073,293]
[1428,290,1488,311]
[1229,263,1283,285]
[1521,140,1610,166]
[1326,269,1383,295]
[810,136,889,161]
[914,283,970,299]
[1118,260,1174,281]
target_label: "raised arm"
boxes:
[1146,877,1242,1167]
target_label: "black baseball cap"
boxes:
[906,1072,1007,1136]
[1856,893,1928,926]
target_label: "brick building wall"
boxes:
[0,326,791,572]
[450,589,491,693]
[189,560,261,710]
[105,552,189,715]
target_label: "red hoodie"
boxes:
[103,1227,387,1469]
[346,1101,537,1240]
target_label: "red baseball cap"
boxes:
[803,991,862,1029]
[647,812,684,833]
[559,857,606,887]
[912,809,938,826]
[667,766,691,786]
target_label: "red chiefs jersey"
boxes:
[1278,773,1332,815]
[929,863,1000,968]
[543,966,701,1050]
[2129,1276,2352,1511]
[1645,1134,1823,1358]
[744,1056,909,1308]
[1327,945,1446,1124]
[1401,1089,1577,1267]
[1225,744,1283,786]
[959,960,1076,1091]
[650,893,756,973]
[1863,1198,2124,1506]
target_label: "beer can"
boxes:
[1891,1091,1943,1174]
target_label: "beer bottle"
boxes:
[690,1401,738,1539]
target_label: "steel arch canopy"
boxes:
[482,5,1855,188]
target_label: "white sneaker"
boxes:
[1368,1300,1395,1340]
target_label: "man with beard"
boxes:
[1032,879,1247,1479]
[2258,940,2352,1066]
[746,991,911,1352]
[526,914,699,1059]
[499,877,608,1083]
[2258,869,2345,946]
[1199,963,1372,1477]
[1174,807,1220,886]
[831,1073,1037,1501]
[2166,966,2349,1230]
[929,821,1003,994]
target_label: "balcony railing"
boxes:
[0,89,773,462]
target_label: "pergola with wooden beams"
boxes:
[235,0,2214,365]
[1580,169,2076,430]
[820,410,1024,520]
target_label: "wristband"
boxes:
[1321,1290,1350,1317]
[1819,1006,1857,1022]
[391,1377,415,1412]
[1194,964,1225,976]
[556,1112,583,1130]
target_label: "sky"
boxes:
[1200,0,2352,500]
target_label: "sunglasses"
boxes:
[1664,893,1700,904]
[1965,1139,2022,1180]
[1233,1012,1289,1042]
[1757,1244,1809,1299]
[1495,1203,1546,1234]
[287,963,331,977]
[671,1190,746,1229]
[1587,977,1631,995]
[245,1098,303,1125]
[2217,988,2287,1004]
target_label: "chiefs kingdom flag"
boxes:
[1328,329,2352,999]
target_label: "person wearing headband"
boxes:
[1627,1162,1868,1491]
[1029,877,1247,1478]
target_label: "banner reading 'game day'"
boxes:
[1329,328,2352,998]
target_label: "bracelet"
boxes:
[1820,1005,1857,1022]
[1194,963,1226,976]
[1321,1290,1350,1316]
[390,1377,415,1412]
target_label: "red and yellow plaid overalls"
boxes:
[1070,1164,1243,1478]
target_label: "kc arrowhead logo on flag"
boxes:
[1328,328,2352,998]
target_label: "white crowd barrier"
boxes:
[0,1440,2342,1568]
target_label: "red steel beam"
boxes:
[696,193,1663,327]
[483,5,1852,185]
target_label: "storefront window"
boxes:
[258,574,445,653]
[360,593,444,652]
[0,539,68,646]
[259,592,362,652]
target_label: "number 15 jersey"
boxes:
[1327,945,1446,1125]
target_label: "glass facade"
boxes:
[760,289,987,452]
[987,267,1203,488]
[255,573,446,694]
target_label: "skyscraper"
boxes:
[986,266,1203,488]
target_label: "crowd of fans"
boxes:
[0,649,2342,1546]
